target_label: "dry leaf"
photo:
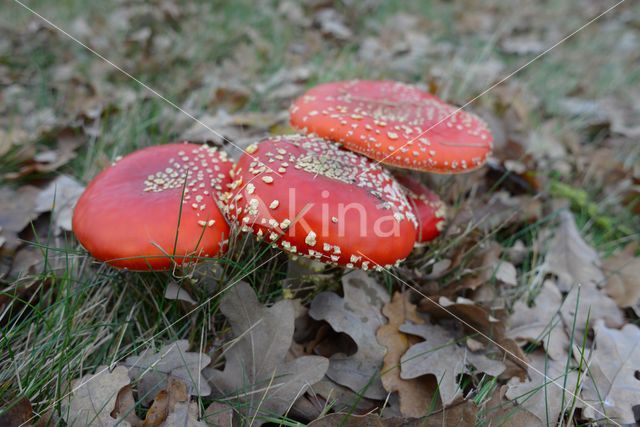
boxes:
[580,320,640,424]
[309,270,390,399]
[205,281,328,426]
[114,385,141,426]
[124,340,211,405]
[400,322,505,406]
[164,282,197,306]
[34,174,85,233]
[507,280,569,361]
[560,282,623,344]
[6,129,84,179]
[505,352,578,427]
[494,261,517,287]
[377,292,438,417]
[543,211,605,291]
[308,400,479,427]
[160,402,206,427]
[143,377,189,426]
[448,192,541,235]
[399,322,465,406]
[202,402,233,427]
[0,186,40,251]
[419,297,528,376]
[482,385,541,426]
[314,9,352,41]
[603,243,640,314]
[308,413,400,427]
[0,397,34,426]
[305,378,380,415]
[62,365,132,426]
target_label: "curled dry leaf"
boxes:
[507,280,569,361]
[164,282,197,306]
[309,270,390,399]
[376,292,439,418]
[399,321,505,406]
[62,365,135,427]
[543,210,605,292]
[580,320,640,424]
[143,376,189,427]
[505,352,579,427]
[123,340,211,405]
[205,281,328,426]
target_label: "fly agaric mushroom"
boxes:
[73,143,233,270]
[290,80,493,173]
[394,174,446,244]
[223,135,417,270]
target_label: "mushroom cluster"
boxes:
[72,80,492,271]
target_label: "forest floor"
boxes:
[1,0,639,425]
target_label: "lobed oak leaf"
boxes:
[309,270,390,399]
[204,281,328,426]
[376,292,438,418]
[580,320,640,424]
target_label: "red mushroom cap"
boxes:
[72,143,233,270]
[290,80,493,173]
[224,135,417,270]
[394,174,446,244]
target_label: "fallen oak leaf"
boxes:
[308,413,400,427]
[143,377,189,426]
[376,292,440,417]
[5,128,84,180]
[543,210,605,292]
[204,281,328,426]
[113,385,141,426]
[507,280,569,361]
[62,365,134,426]
[399,322,505,406]
[308,400,479,427]
[35,174,85,234]
[309,270,390,399]
[303,378,381,416]
[0,186,40,251]
[505,351,579,427]
[580,320,640,424]
[202,402,233,427]
[419,297,528,377]
[481,384,540,426]
[603,242,640,315]
[123,340,211,405]
[160,402,206,427]
[560,282,623,344]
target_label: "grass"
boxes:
[1,0,639,425]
